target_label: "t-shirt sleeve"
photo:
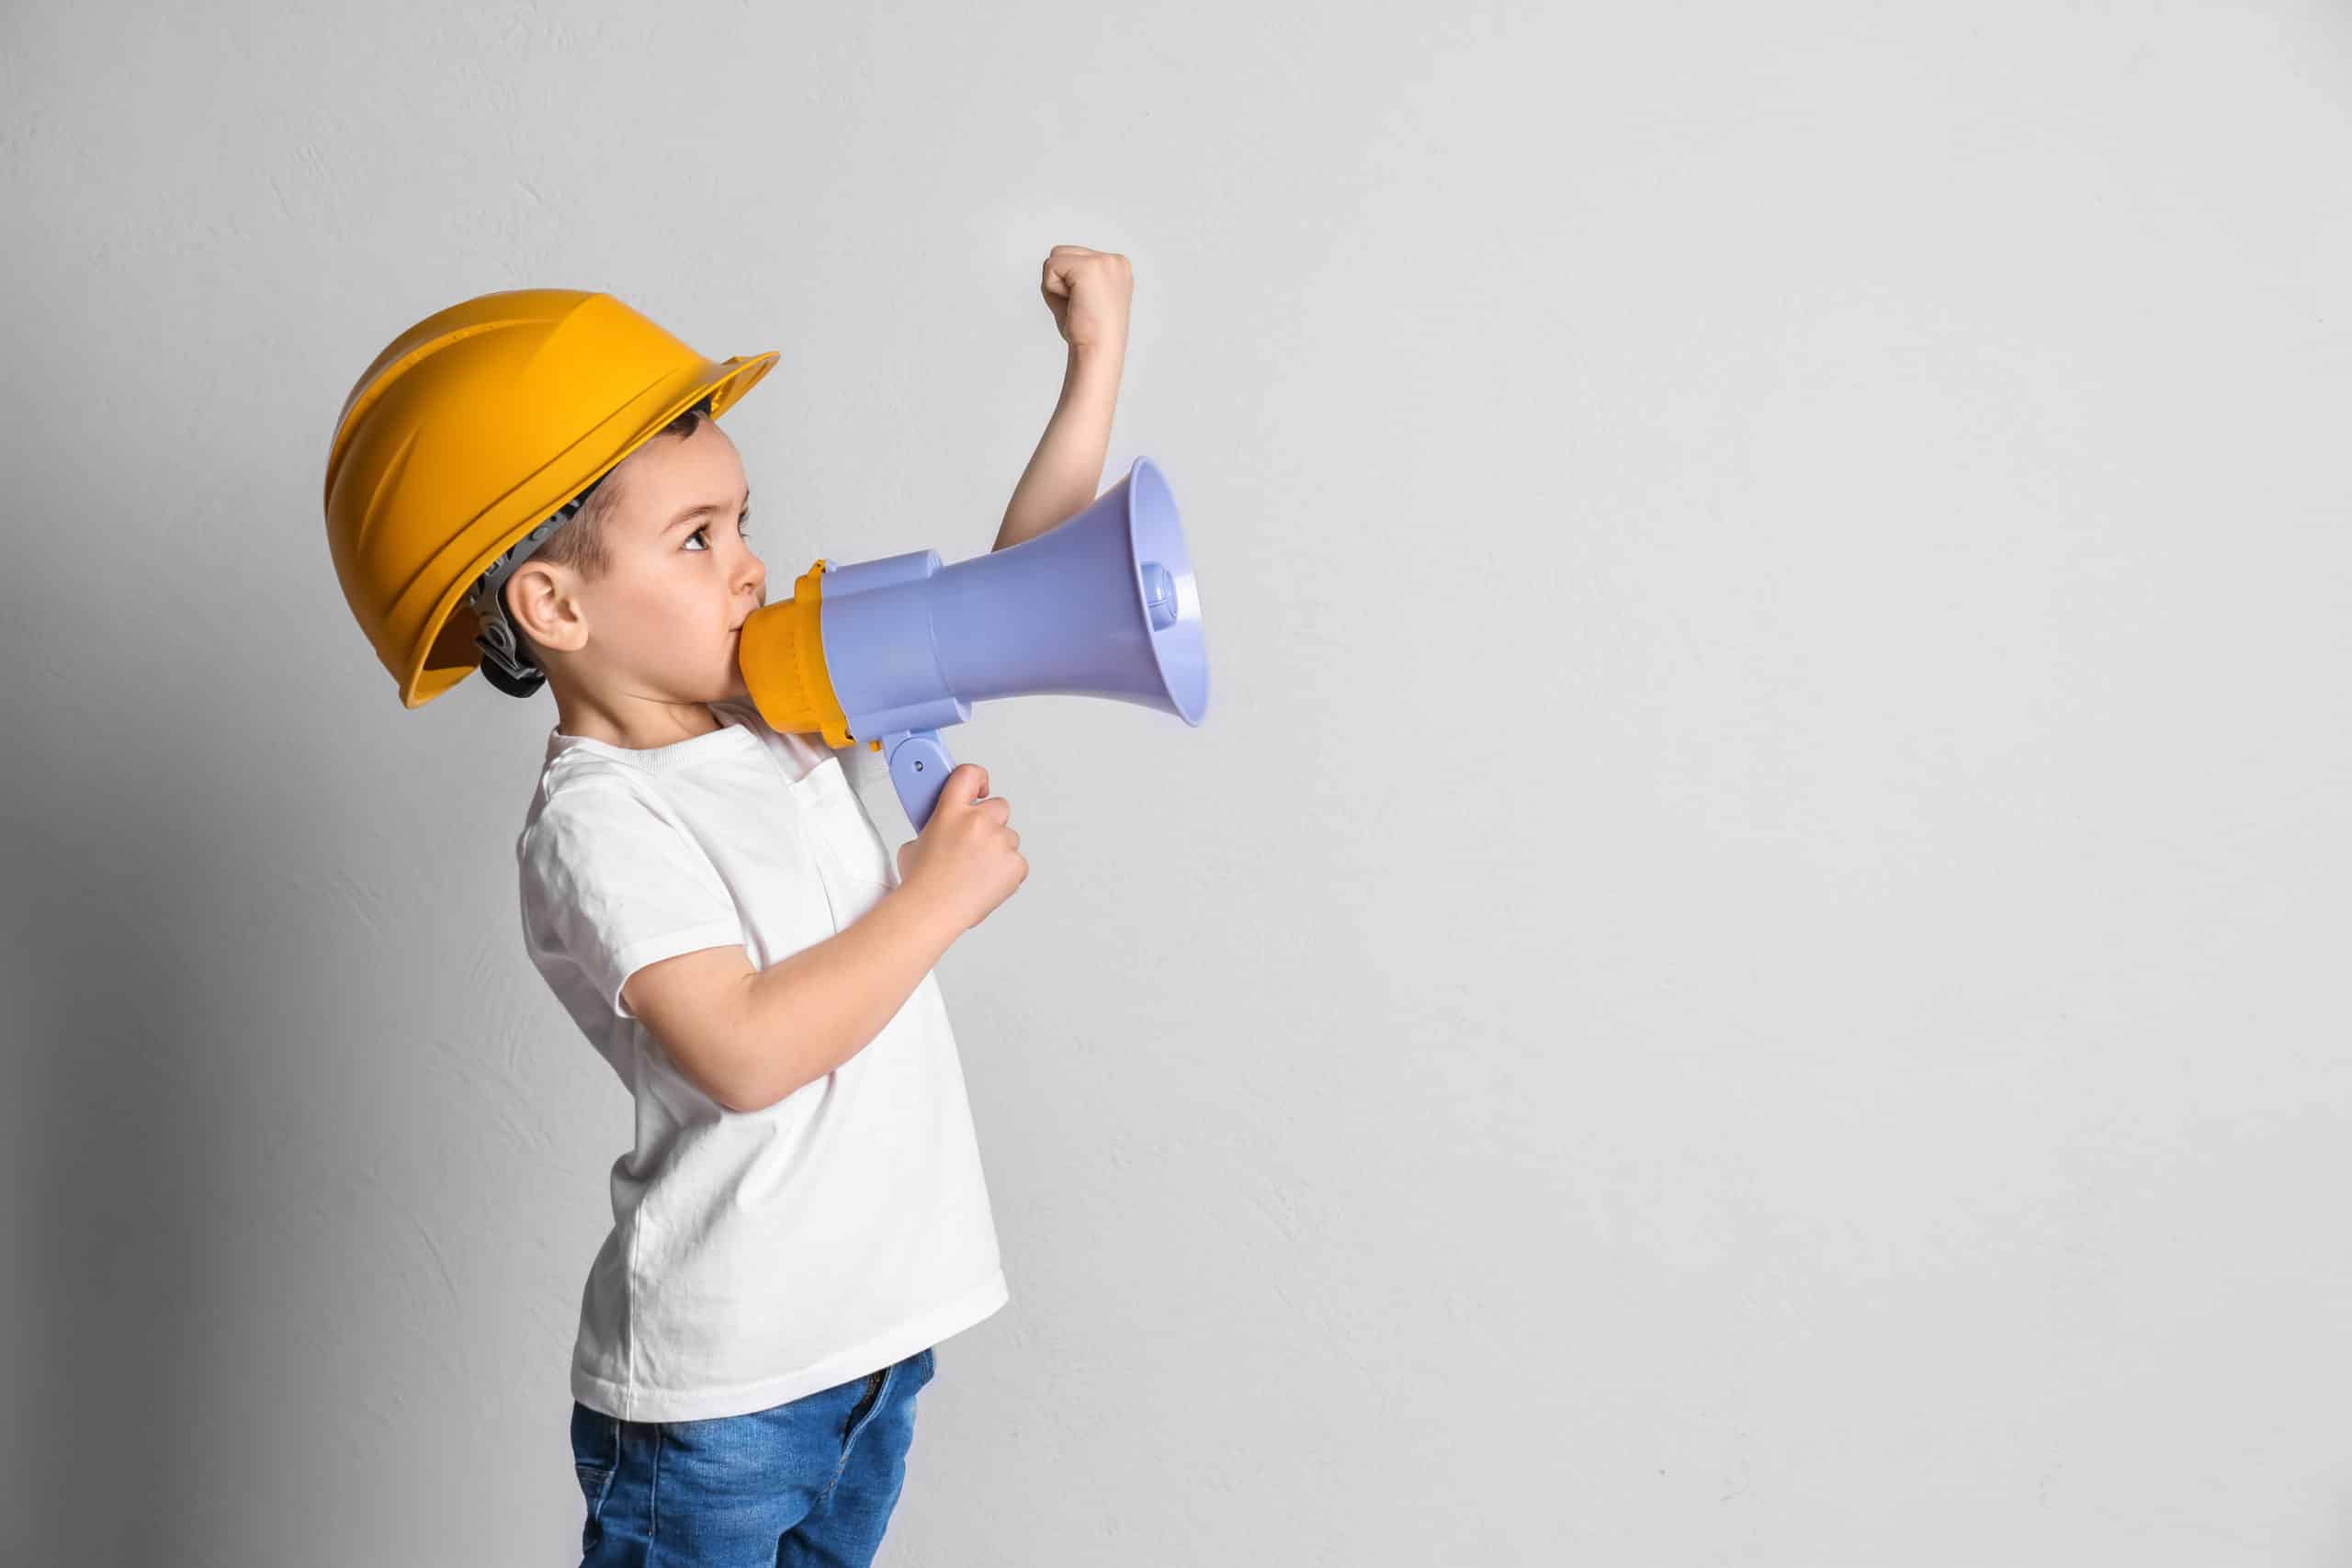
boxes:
[517,783,746,1021]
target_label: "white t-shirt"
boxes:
[514,696,1007,1423]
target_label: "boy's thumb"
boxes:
[946,762,989,803]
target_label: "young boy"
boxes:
[320,248,1134,1566]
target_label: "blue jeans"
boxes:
[570,1347,938,1566]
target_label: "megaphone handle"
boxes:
[882,728,956,833]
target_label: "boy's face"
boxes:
[537,419,769,705]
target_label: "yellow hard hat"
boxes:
[323,288,779,709]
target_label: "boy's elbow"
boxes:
[711,1007,804,1114]
[717,1062,802,1116]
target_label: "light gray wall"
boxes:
[5,2,2348,1563]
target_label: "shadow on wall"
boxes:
[2,680,572,1563]
[9,719,234,1562]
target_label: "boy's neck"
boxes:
[552,692,728,751]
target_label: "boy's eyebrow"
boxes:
[662,487,752,533]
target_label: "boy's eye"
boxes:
[684,510,752,551]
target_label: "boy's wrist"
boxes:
[884,873,967,954]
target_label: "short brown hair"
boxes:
[523,400,713,588]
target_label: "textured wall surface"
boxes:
[6,3,2350,1563]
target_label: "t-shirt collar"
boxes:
[544,705,762,771]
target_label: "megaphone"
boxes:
[737,456,1208,830]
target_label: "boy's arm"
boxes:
[993,247,1133,553]
[623,879,965,1114]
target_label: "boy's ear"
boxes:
[505,561,585,656]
